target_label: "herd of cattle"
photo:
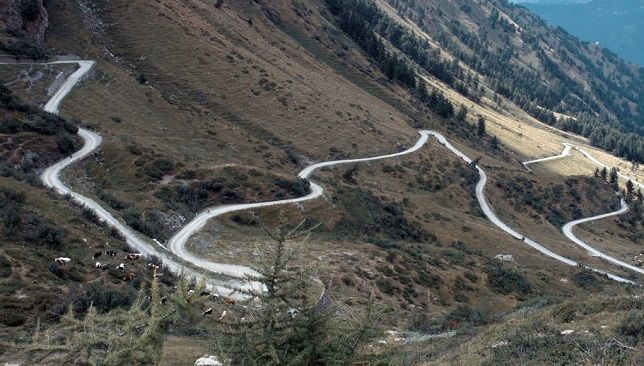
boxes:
[54,250,149,282]
[53,250,237,319]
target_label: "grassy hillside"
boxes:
[0,0,642,364]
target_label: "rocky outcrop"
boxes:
[1,0,49,58]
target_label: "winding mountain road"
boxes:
[16,60,252,297]
[562,199,644,275]
[4,59,636,292]
[166,133,431,278]
[522,143,573,171]
[522,143,644,276]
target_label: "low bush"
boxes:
[1,39,47,59]
[484,263,532,296]
[618,311,644,343]
[334,187,431,242]
[486,320,634,365]
[442,305,491,330]
[572,269,602,290]
[0,255,12,278]
[0,311,27,327]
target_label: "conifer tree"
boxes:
[609,167,619,185]
[600,167,608,181]
[491,135,498,149]
[213,217,376,365]
[477,116,486,136]
[626,179,634,200]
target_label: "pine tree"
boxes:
[477,116,486,136]
[593,167,600,178]
[491,135,498,149]
[456,105,468,122]
[626,179,634,199]
[54,275,171,365]
[609,167,619,184]
[600,167,608,181]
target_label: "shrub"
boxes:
[98,190,128,210]
[231,212,258,226]
[618,311,644,343]
[572,269,602,290]
[145,158,174,180]
[486,320,634,365]
[0,255,12,278]
[71,282,138,313]
[55,133,80,155]
[464,271,478,283]
[34,225,66,248]
[442,305,491,330]
[0,312,27,327]
[1,39,46,59]
[484,263,532,295]
[376,278,399,295]
[335,187,430,242]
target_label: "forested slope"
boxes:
[328,0,644,162]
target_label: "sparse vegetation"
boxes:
[484,262,532,296]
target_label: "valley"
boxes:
[0,0,642,365]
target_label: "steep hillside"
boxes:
[0,0,642,364]
[0,0,49,59]
[358,0,644,162]
[522,0,644,66]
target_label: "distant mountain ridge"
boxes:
[519,0,644,66]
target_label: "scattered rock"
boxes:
[491,340,509,348]
[494,254,515,263]
[561,329,574,335]
[560,278,569,283]
[194,355,222,366]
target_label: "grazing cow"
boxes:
[54,257,71,267]
[95,262,103,269]
[160,297,167,305]
[116,263,125,270]
[123,273,135,282]
[92,252,103,260]
[202,308,213,317]
[125,253,142,261]
[223,297,236,305]
[200,290,211,297]
[217,310,227,320]
[288,308,299,319]
[188,289,195,296]
[106,250,117,257]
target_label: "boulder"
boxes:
[494,254,515,263]
[194,355,222,366]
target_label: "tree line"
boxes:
[386,0,644,162]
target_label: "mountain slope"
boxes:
[521,0,644,66]
[0,0,642,364]
[364,0,644,162]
